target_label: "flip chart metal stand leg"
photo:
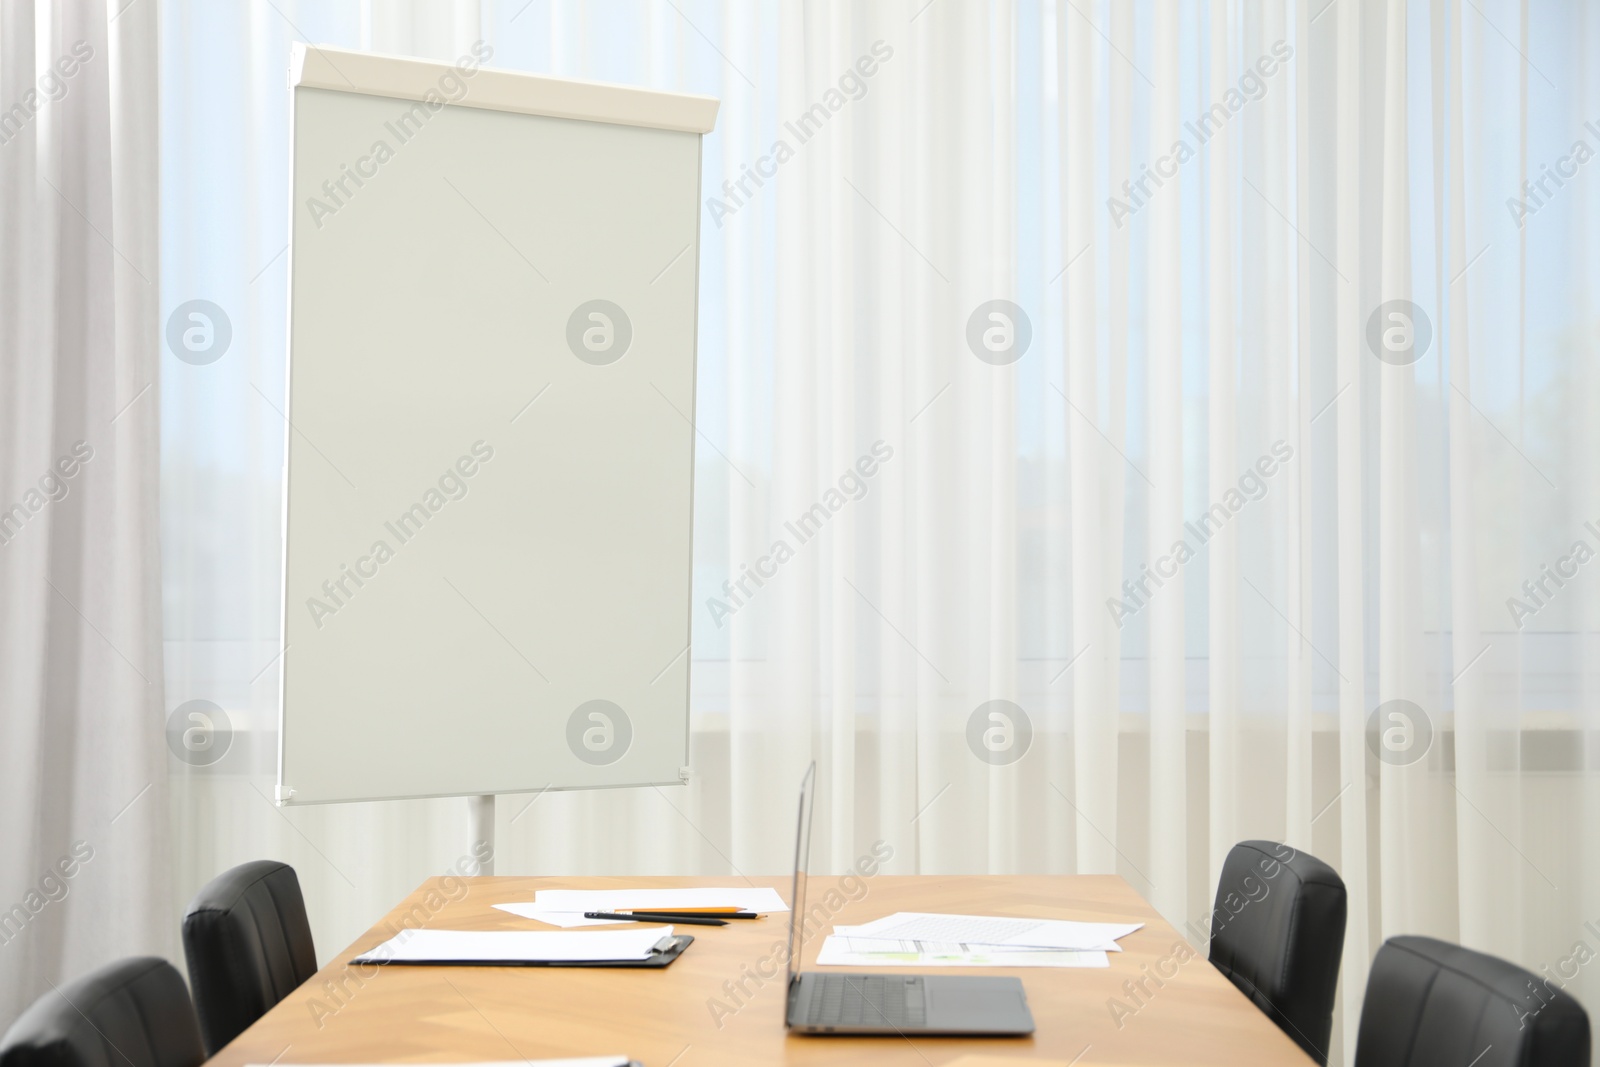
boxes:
[468,794,495,875]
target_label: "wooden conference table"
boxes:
[210,876,1316,1067]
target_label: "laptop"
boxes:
[783,762,1035,1036]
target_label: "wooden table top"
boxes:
[209,875,1316,1067]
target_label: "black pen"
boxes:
[623,910,761,921]
[585,910,728,927]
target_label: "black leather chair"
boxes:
[182,860,317,1054]
[1208,840,1347,1065]
[1355,935,1590,1067]
[0,957,204,1067]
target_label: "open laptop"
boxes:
[783,762,1035,1036]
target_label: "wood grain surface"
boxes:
[207,875,1316,1067]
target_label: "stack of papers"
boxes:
[496,887,789,928]
[816,912,1144,969]
[818,928,1110,968]
[353,927,671,964]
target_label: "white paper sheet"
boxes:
[843,912,1142,951]
[352,927,671,964]
[493,903,630,928]
[532,887,789,913]
[815,934,1109,969]
[830,924,1108,952]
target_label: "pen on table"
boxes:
[621,909,761,920]
[584,911,729,927]
[617,906,759,915]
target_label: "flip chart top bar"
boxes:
[291,43,720,134]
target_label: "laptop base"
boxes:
[786,973,1035,1036]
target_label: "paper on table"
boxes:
[494,903,626,928]
[830,924,1116,953]
[352,927,670,964]
[532,887,789,913]
[498,887,788,928]
[844,912,1142,951]
[833,925,1107,952]
[815,934,1109,969]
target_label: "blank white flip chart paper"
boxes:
[277,44,718,805]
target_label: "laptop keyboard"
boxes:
[805,974,927,1028]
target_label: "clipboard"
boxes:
[551,934,694,969]
[361,934,694,969]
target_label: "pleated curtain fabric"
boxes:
[0,0,167,1028]
[130,3,1600,1064]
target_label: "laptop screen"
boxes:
[784,761,817,989]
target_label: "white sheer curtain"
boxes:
[1,0,165,1026]
[155,2,1600,1063]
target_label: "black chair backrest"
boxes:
[1209,840,1348,1065]
[1355,935,1591,1067]
[0,957,203,1067]
[182,860,317,1054]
